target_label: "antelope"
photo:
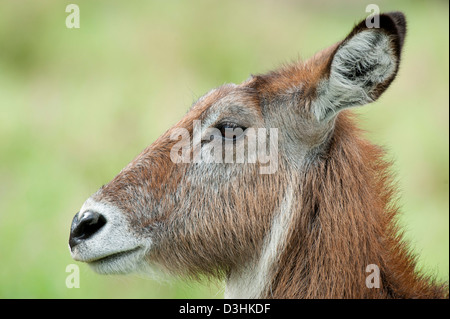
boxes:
[69,12,448,298]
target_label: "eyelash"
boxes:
[215,122,247,140]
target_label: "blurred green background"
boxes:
[0,0,448,298]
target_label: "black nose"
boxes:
[69,211,107,250]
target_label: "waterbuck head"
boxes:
[69,13,411,298]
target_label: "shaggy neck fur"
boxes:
[227,112,447,299]
[225,184,295,298]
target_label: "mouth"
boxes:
[82,246,146,274]
[87,247,143,264]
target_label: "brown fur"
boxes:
[267,112,447,298]
[80,12,448,298]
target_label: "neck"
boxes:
[226,112,447,299]
[225,184,295,298]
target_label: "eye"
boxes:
[215,122,247,140]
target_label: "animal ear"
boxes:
[311,12,407,122]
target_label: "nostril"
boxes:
[73,211,106,238]
[69,211,107,249]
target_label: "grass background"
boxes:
[0,0,448,298]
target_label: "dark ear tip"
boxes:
[385,11,407,29]
[349,11,407,52]
[382,11,407,48]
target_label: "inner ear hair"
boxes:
[312,12,406,122]
[314,30,396,121]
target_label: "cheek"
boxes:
[149,163,286,274]
[179,163,277,234]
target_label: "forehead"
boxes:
[188,82,263,126]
